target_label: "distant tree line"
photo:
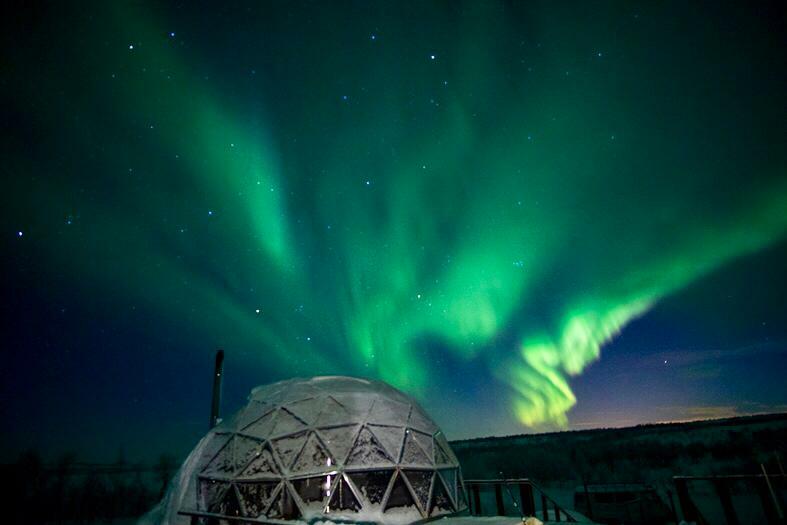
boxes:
[453,415,787,486]
[0,450,177,524]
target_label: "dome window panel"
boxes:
[235,481,278,518]
[240,409,277,440]
[403,470,433,514]
[235,400,273,430]
[384,472,417,512]
[287,397,325,425]
[238,444,280,478]
[408,407,438,434]
[438,468,458,505]
[318,424,359,465]
[273,431,309,471]
[266,484,302,520]
[429,474,455,516]
[291,432,332,474]
[315,395,353,426]
[346,427,393,466]
[347,470,394,505]
[291,476,328,513]
[368,424,406,463]
[401,430,432,465]
[270,408,307,438]
[331,392,374,421]
[197,478,229,512]
[367,397,411,426]
[327,475,362,512]
[410,429,434,460]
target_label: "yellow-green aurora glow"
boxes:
[3,0,786,450]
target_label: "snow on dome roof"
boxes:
[144,376,467,525]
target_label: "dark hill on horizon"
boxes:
[450,412,787,485]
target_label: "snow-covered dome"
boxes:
[148,376,467,524]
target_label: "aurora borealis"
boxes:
[2,1,786,462]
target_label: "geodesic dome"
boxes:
[150,376,467,525]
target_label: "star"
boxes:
[17,231,23,237]
[429,54,436,60]
[208,210,214,216]
[128,44,134,50]
[169,32,176,38]
[255,309,261,314]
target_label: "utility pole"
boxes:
[209,349,225,429]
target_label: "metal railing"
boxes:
[464,478,576,522]
[673,473,786,525]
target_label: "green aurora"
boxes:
[4,1,786,439]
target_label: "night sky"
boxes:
[2,1,786,464]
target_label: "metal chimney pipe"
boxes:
[209,349,225,429]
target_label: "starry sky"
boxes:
[2,1,786,463]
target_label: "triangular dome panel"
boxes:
[429,474,455,516]
[266,484,302,520]
[291,432,332,473]
[347,470,393,504]
[202,436,260,478]
[438,468,457,504]
[218,484,243,517]
[235,400,273,430]
[402,431,432,465]
[331,393,374,420]
[198,478,229,512]
[434,439,451,466]
[236,481,278,517]
[328,475,361,512]
[368,424,405,462]
[408,407,438,434]
[385,472,416,511]
[241,409,277,440]
[232,436,263,473]
[319,425,359,464]
[287,397,324,425]
[411,430,434,460]
[238,444,280,477]
[270,408,307,437]
[315,395,353,426]
[367,397,410,426]
[403,470,433,513]
[346,427,393,466]
[273,431,309,470]
[198,432,232,468]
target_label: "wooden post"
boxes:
[472,485,481,515]
[494,483,505,515]
[554,501,561,521]
[674,477,701,524]
[541,493,549,521]
[209,349,224,429]
[519,482,535,516]
[713,478,739,525]
[667,489,679,524]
